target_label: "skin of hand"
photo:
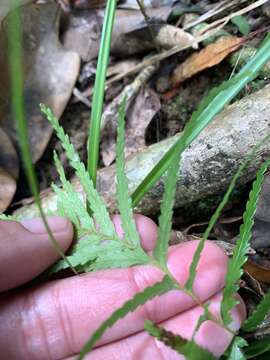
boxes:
[0,215,246,360]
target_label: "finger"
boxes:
[66,292,246,360]
[112,214,158,251]
[0,240,227,359]
[0,217,73,291]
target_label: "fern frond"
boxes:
[244,336,270,358]
[53,151,95,232]
[242,288,270,332]
[41,104,115,237]
[77,275,176,359]
[185,134,270,292]
[115,97,141,247]
[153,148,181,269]
[144,320,217,360]
[225,336,247,360]
[221,159,270,325]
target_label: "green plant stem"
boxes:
[7,1,77,274]
[87,0,117,187]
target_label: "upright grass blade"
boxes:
[185,133,270,292]
[6,1,76,273]
[87,0,117,186]
[115,97,142,247]
[131,32,270,207]
[221,159,270,325]
[153,148,181,269]
[77,275,176,359]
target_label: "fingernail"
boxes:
[21,216,69,234]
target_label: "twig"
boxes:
[135,0,161,53]
[101,63,158,131]
[183,0,250,30]
[197,0,269,36]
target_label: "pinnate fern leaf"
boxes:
[153,148,181,269]
[77,275,176,359]
[221,159,270,325]
[42,105,149,273]
[242,288,270,332]
[144,320,217,360]
[185,135,270,292]
[41,104,115,237]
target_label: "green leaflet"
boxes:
[231,15,250,36]
[41,105,116,237]
[77,275,176,359]
[244,337,270,358]
[153,148,181,269]
[115,97,141,247]
[242,288,270,332]
[225,336,248,360]
[185,134,270,292]
[45,112,149,273]
[87,0,117,186]
[131,32,270,208]
[221,159,270,325]
[144,320,217,360]
[53,152,95,232]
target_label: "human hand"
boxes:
[0,215,246,359]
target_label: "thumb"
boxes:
[0,217,73,292]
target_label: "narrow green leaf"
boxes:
[131,32,270,207]
[87,0,117,186]
[185,134,270,292]
[144,320,217,360]
[77,275,176,359]
[242,288,270,332]
[226,336,248,360]
[41,105,116,238]
[6,1,75,272]
[231,15,250,36]
[244,337,270,358]
[221,159,270,325]
[115,97,141,247]
[153,148,181,269]
[53,151,95,232]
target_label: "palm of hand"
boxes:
[0,215,245,359]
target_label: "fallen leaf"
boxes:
[62,7,171,61]
[0,1,80,162]
[172,36,243,86]
[101,87,161,166]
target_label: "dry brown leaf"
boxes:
[63,7,171,61]
[172,36,243,86]
[0,1,80,163]
[245,258,270,283]
[101,87,160,166]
